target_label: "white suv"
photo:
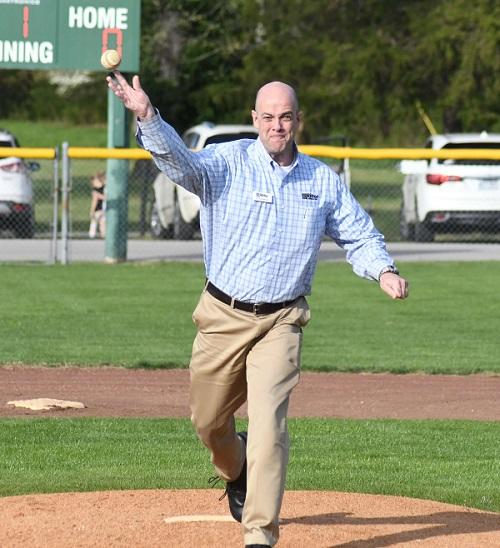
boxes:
[400,132,500,241]
[150,122,258,239]
[0,129,39,238]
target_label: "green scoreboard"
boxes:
[0,0,140,72]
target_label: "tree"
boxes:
[3,0,500,144]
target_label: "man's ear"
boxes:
[251,109,259,128]
[297,111,304,135]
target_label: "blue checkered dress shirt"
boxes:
[137,115,396,303]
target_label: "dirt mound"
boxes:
[1,489,499,547]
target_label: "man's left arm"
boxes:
[325,173,409,300]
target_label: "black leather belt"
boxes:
[206,281,296,315]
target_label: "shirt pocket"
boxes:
[301,203,325,242]
[287,203,324,253]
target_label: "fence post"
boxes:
[104,89,129,263]
[61,142,70,265]
[49,146,59,264]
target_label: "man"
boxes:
[107,74,409,547]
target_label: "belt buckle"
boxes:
[253,303,262,315]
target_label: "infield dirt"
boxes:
[1,366,499,547]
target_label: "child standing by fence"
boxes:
[88,171,106,238]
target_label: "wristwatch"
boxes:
[378,265,400,280]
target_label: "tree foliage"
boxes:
[1,0,499,145]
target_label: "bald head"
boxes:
[251,81,301,166]
[255,81,299,112]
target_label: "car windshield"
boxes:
[439,142,500,165]
[204,132,257,146]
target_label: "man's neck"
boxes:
[269,145,296,167]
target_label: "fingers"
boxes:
[104,72,154,120]
[380,273,409,300]
[132,74,142,90]
[111,70,127,85]
[106,71,127,93]
[105,72,141,100]
[400,278,409,299]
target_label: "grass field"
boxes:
[1,259,498,515]
[0,417,498,512]
[0,261,498,373]
[0,119,109,148]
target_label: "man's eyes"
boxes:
[262,114,293,122]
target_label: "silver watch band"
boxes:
[378,265,399,280]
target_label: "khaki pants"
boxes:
[189,289,310,546]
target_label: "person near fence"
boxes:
[88,171,106,239]
[106,72,409,547]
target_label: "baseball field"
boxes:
[1,261,499,546]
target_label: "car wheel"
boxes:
[14,216,35,239]
[150,203,173,239]
[399,203,415,241]
[414,220,434,242]
[173,194,194,240]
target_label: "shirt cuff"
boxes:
[136,109,162,131]
[378,265,399,281]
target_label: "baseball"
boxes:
[101,49,121,70]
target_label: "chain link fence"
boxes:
[2,146,500,262]
[65,158,158,240]
[350,161,500,244]
[0,149,58,241]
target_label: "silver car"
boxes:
[150,123,258,240]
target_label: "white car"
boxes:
[399,132,500,241]
[0,129,39,238]
[150,123,258,239]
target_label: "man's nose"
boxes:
[272,118,283,130]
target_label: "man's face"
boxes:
[251,86,301,162]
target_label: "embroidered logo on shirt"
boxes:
[253,191,273,203]
[302,193,319,200]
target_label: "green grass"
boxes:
[0,417,498,512]
[309,261,500,373]
[0,119,109,148]
[0,261,498,373]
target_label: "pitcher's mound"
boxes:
[1,489,499,547]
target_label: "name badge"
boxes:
[253,191,273,204]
